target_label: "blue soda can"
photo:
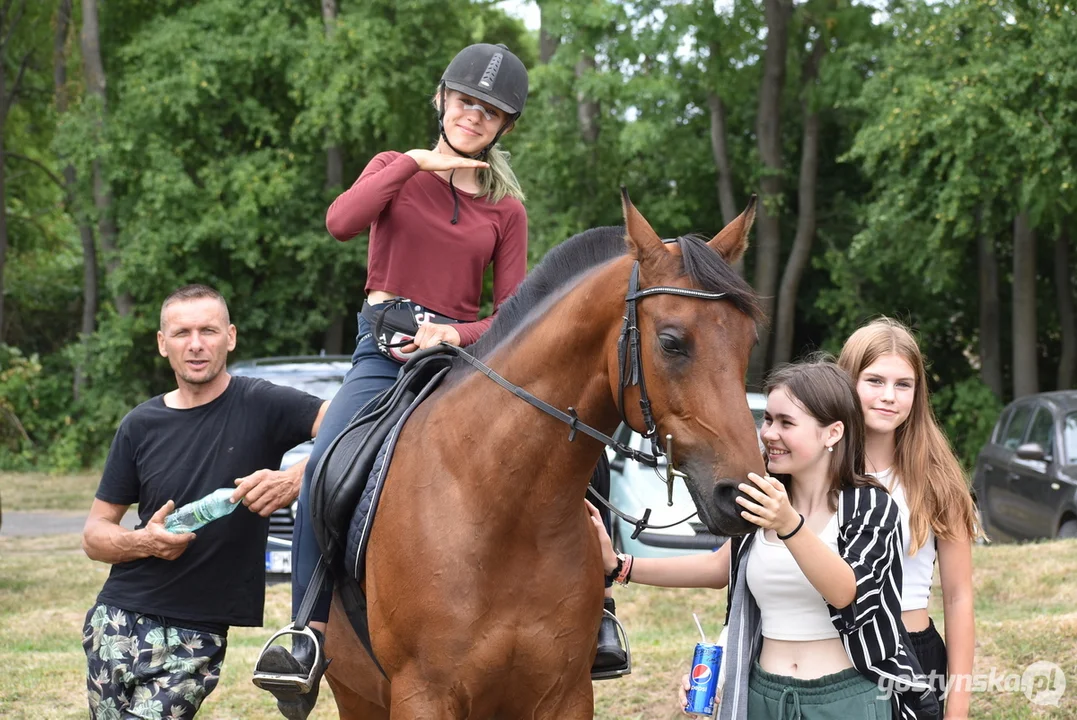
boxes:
[685,642,722,717]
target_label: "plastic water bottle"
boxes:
[164,488,239,533]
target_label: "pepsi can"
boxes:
[685,642,722,717]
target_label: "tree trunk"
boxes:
[323,315,344,356]
[976,210,1003,398]
[1055,223,1076,389]
[707,93,737,227]
[0,88,7,343]
[1012,212,1038,398]
[576,53,598,144]
[322,0,343,190]
[56,0,99,398]
[538,1,559,63]
[747,0,793,386]
[706,34,739,271]
[81,0,132,317]
[0,1,29,341]
[772,35,825,367]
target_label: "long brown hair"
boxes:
[838,317,982,551]
[764,357,883,512]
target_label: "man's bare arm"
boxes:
[82,498,196,564]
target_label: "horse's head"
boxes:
[610,190,765,537]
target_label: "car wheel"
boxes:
[1058,519,1077,540]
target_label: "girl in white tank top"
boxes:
[587,360,936,720]
[839,318,983,718]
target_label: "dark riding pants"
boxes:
[292,311,401,622]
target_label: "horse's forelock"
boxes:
[677,235,763,323]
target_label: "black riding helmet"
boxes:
[437,43,529,161]
[442,42,529,117]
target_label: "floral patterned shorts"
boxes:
[82,603,227,719]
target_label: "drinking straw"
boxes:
[692,613,708,643]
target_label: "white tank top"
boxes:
[745,514,841,641]
[873,468,935,611]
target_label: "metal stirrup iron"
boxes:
[252,560,328,694]
[590,609,633,681]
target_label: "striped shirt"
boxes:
[719,485,939,720]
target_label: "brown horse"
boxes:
[322,193,766,719]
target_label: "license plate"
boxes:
[265,550,291,574]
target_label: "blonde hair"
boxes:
[476,144,525,203]
[838,317,983,551]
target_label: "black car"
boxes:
[972,390,1077,541]
[229,355,351,578]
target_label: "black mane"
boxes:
[466,226,627,359]
[466,227,762,361]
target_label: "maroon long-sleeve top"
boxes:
[326,151,528,346]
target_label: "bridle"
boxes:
[445,258,732,538]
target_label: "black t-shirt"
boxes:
[94,375,322,632]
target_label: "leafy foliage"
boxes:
[3,0,1075,470]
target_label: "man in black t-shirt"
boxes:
[81,285,328,720]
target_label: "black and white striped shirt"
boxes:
[718,485,939,720]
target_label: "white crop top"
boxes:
[745,514,841,641]
[873,468,935,611]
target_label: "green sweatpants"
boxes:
[746,662,892,720]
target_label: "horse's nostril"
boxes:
[713,481,743,511]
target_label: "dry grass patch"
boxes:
[1,513,1075,718]
[1,472,99,512]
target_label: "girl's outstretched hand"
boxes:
[584,499,618,574]
[405,148,488,172]
[735,472,801,537]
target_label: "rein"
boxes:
[445,258,731,539]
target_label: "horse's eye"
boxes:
[659,333,687,356]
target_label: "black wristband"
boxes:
[605,554,624,584]
[777,513,805,541]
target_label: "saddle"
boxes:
[309,347,455,564]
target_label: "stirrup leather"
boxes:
[591,609,632,681]
[252,625,324,695]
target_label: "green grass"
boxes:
[1,491,1075,718]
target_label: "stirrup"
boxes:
[590,609,632,681]
[252,624,324,695]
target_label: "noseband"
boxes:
[447,259,730,536]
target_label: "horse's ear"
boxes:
[708,195,757,264]
[621,186,667,262]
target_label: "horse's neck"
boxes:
[429,265,626,501]
[483,266,625,435]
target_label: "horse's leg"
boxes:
[323,594,391,720]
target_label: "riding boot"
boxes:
[254,628,329,720]
[591,597,628,673]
